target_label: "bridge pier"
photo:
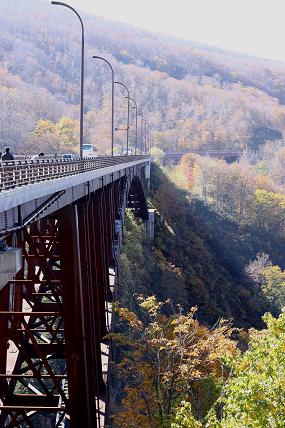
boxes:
[58,204,96,427]
[0,248,22,291]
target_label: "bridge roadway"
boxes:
[0,155,151,427]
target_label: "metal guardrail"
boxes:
[0,155,149,192]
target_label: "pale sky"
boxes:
[67,0,285,63]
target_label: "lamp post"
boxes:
[144,120,151,155]
[140,117,147,155]
[93,56,114,156]
[114,81,130,154]
[51,1,84,158]
[144,119,147,154]
[148,124,152,155]
[137,108,144,154]
[143,119,151,155]
[128,97,138,155]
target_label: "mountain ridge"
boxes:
[1,0,285,154]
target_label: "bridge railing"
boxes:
[0,155,149,192]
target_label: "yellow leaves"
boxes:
[115,304,143,330]
[258,264,285,311]
[34,119,56,136]
[114,383,157,428]
[138,295,163,317]
[262,265,285,282]
[255,174,274,191]
[113,297,237,426]
[255,188,285,208]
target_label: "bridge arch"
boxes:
[127,175,149,221]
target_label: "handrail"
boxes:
[0,155,149,192]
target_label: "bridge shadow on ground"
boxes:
[147,164,285,329]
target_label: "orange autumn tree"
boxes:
[112,296,236,428]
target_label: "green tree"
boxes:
[173,311,285,428]
[171,401,202,428]
[261,265,285,311]
[254,189,285,231]
[211,310,285,427]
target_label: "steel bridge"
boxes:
[153,149,245,165]
[0,155,150,427]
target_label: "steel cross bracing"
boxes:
[0,219,70,427]
[0,167,149,427]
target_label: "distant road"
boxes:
[152,149,249,163]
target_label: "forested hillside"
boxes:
[119,162,285,329]
[110,160,285,426]
[1,0,285,154]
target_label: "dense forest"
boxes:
[1,0,285,154]
[117,151,285,328]
[110,159,285,427]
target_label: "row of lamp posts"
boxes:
[51,1,151,157]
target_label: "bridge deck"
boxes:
[0,155,149,213]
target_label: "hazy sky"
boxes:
[67,0,285,63]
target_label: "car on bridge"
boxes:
[83,144,97,158]
[61,153,80,160]
[121,148,134,156]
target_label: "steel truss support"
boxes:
[128,176,149,221]
[0,218,68,427]
[56,183,120,427]
[0,172,147,427]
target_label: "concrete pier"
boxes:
[0,248,22,290]
[146,208,155,239]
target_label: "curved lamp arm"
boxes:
[51,1,85,158]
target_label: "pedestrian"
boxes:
[31,152,45,160]
[1,147,14,161]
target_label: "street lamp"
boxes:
[148,124,152,155]
[114,81,130,154]
[128,97,138,155]
[145,122,151,155]
[144,119,147,154]
[93,56,114,156]
[141,118,151,155]
[51,1,85,158]
[137,108,144,154]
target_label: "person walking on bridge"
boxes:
[1,147,14,161]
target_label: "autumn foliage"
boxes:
[111,296,236,427]
[2,0,285,155]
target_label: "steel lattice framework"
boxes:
[0,162,149,427]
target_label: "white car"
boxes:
[83,144,97,158]
[121,149,134,156]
